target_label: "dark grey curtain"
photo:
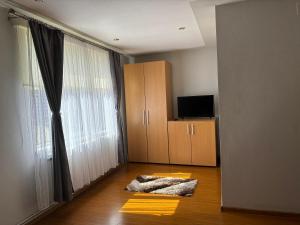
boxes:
[109,51,128,164]
[29,21,73,202]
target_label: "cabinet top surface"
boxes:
[168,118,216,123]
[124,60,170,66]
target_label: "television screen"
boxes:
[177,95,214,118]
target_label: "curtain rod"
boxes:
[4,5,128,56]
[8,9,112,53]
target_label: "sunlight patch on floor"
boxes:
[119,199,179,216]
[151,172,192,179]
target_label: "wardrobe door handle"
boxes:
[143,110,146,125]
[147,110,150,125]
[191,124,195,135]
[187,124,190,135]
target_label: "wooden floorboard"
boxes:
[34,163,300,225]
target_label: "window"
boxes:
[61,36,118,157]
[61,35,118,190]
[16,24,118,196]
[19,28,118,158]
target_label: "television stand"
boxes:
[167,118,216,166]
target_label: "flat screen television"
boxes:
[177,95,214,118]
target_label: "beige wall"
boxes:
[216,0,300,213]
[136,47,219,118]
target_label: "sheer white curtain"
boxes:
[15,24,53,210]
[62,36,118,191]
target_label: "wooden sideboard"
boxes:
[168,119,216,166]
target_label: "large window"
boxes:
[62,36,118,156]
[15,24,118,209]
[61,36,119,190]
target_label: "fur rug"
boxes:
[125,175,198,197]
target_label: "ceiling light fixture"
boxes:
[178,27,186,31]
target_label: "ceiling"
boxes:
[11,0,245,55]
[191,0,246,47]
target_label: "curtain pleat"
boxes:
[109,51,128,164]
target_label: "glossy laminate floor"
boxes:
[34,163,300,225]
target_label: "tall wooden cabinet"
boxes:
[124,61,172,163]
[123,64,148,162]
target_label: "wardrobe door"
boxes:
[168,121,192,165]
[124,64,148,162]
[190,120,216,166]
[144,61,169,163]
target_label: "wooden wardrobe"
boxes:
[124,61,173,163]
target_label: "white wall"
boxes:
[0,7,38,225]
[136,47,219,118]
[216,0,300,213]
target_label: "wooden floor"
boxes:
[35,163,300,225]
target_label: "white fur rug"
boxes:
[125,175,198,197]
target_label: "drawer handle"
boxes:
[187,124,190,135]
[191,124,195,135]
